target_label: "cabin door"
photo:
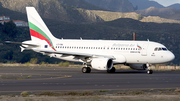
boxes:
[141,44,148,56]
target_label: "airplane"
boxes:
[6,7,175,74]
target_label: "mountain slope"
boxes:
[85,0,134,12]
[128,0,164,10]
[136,7,180,20]
[90,10,180,24]
[136,7,176,16]
[58,0,107,10]
[168,3,180,10]
[0,0,103,23]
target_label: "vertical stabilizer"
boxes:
[26,7,56,51]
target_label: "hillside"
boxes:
[58,0,107,11]
[128,0,164,10]
[0,0,103,23]
[90,10,180,24]
[168,3,180,10]
[85,0,134,12]
[136,7,180,20]
[136,7,176,16]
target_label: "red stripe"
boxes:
[30,29,56,51]
[137,46,142,50]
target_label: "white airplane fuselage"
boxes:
[29,37,175,65]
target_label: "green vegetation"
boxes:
[21,91,32,97]
[35,91,93,96]
[137,14,143,20]
[30,58,38,64]
[58,61,70,67]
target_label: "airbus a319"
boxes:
[6,7,175,74]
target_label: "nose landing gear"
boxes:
[146,64,153,74]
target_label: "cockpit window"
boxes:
[158,48,162,51]
[162,48,168,51]
[154,48,158,51]
[154,47,168,51]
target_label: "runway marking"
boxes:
[26,75,72,80]
[0,73,72,80]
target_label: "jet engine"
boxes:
[129,64,148,70]
[91,58,113,70]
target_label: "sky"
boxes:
[151,0,180,7]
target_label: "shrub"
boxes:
[137,14,143,20]
[58,61,70,67]
[30,58,38,64]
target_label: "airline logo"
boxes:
[137,44,142,50]
[29,22,56,51]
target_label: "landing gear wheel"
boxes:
[147,70,153,74]
[82,67,91,73]
[107,67,116,73]
[87,67,91,73]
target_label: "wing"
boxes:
[32,49,115,60]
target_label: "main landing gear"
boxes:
[146,64,153,74]
[147,70,153,74]
[107,67,116,73]
[82,67,116,73]
[82,67,91,73]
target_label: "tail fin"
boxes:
[26,7,56,51]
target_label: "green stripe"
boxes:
[29,22,54,48]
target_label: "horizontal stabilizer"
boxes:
[6,41,39,47]
[20,46,25,52]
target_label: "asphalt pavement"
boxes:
[0,67,180,92]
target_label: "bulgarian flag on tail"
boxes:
[26,7,56,51]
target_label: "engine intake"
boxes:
[91,58,113,70]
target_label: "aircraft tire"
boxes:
[147,70,153,74]
[107,67,116,73]
[87,67,91,73]
[82,67,91,73]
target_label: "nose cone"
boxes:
[168,51,175,62]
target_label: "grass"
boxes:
[35,91,93,96]
[0,89,179,101]
[32,88,180,97]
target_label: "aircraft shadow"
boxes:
[90,70,146,74]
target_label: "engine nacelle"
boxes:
[129,64,148,70]
[91,58,113,70]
